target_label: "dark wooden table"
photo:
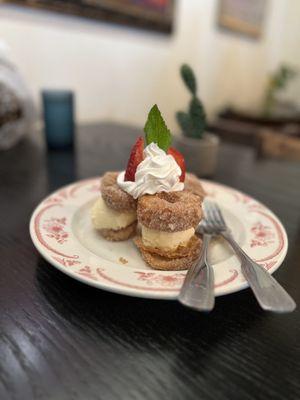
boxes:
[1,123,300,400]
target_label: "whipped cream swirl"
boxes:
[117,143,184,199]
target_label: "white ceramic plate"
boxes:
[30,177,288,299]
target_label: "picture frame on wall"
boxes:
[217,0,267,39]
[1,0,175,34]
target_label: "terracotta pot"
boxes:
[174,132,220,177]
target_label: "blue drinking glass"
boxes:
[42,90,75,149]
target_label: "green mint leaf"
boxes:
[144,104,172,151]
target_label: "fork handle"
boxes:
[178,234,215,311]
[221,231,296,313]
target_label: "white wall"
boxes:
[280,0,300,105]
[0,0,298,130]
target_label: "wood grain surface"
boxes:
[0,123,299,400]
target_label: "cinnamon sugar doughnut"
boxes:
[134,235,201,270]
[184,173,206,199]
[134,234,201,259]
[137,191,202,232]
[101,172,136,211]
[99,222,137,241]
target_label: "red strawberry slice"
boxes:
[124,136,144,181]
[168,147,186,182]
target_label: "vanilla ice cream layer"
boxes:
[91,196,136,230]
[141,225,195,251]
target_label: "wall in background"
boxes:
[0,0,299,131]
[280,0,300,104]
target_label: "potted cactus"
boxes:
[174,64,219,177]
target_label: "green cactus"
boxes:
[176,64,206,139]
[180,64,197,95]
[263,64,298,117]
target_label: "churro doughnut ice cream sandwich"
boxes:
[90,136,144,240]
[90,171,137,241]
[135,190,203,270]
[91,104,205,269]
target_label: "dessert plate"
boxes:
[30,177,288,299]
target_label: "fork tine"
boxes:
[203,200,209,221]
[205,201,227,230]
[203,201,218,228]
[203,200,212,222]
[211,202,227,228]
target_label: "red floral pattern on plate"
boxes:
[52,256,81,267]
[77,266,98,281]
[69,178,97,198]
[258,260,277,271]
[135,271,185,287]
[250,221,275,248]
[94,268,239,291]
[44,196,63,205]
[43,217,68,244]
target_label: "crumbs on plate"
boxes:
[119,257,128,265]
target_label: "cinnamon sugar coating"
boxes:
[137,191,202,232]
[184,173,206,199]
[99,222,137,241]
[101,172,136,211]
[134,235,201,270]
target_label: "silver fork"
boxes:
[205,201,296,313]
[178,219,215,311]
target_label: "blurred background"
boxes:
[0,0,300,162]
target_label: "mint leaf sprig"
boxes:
[144,104,172,152]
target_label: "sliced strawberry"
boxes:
[168,147,186,182]
[124,136,144,181]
